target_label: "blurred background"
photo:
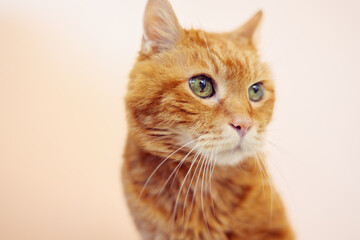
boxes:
[0,0,359,239]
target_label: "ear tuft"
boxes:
[142,0,182,54]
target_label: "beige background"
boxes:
[1,0,360,239]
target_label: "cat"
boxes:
[122,0,294,239]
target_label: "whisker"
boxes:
[257,138,293,197]
[257,153,277,226]
[181,149,203,237]
[203,149,214,221]
[208,148,216,215]
[185,151,207,223]
[136,138,198,204]
[171,142,205,234]
[254,152,266,199]
[157,144,198,198]
[200,152,212,238]
[258,154,273,225]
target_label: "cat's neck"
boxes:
[124,135,266,196]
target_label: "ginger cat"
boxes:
[122,0,294,239]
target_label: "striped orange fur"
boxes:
[122,0,294,239]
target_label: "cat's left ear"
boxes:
[229,10,263,45]
[141,0,183,55]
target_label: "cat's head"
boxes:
[125,0,274,166]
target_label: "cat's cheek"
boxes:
[174,132,196,150]
[241,131,265,155]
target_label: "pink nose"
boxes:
[229,118,252,137]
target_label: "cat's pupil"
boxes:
[252,85,259,93]
[199,79,206,92]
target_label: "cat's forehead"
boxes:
[181,30,261,82]
[186,30,253,56]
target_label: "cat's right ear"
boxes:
[141,0,182,55]
[229,10,263,45]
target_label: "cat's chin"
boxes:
[214,147,253,166]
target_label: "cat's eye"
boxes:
[248,82,264,102]
[189,75,215,98]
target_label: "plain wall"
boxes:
[0,0,359,239]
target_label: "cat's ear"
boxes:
[141,0,182,54]
[229,10,263,45]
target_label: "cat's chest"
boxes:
[157,165,255,218]
[151,168,257,239]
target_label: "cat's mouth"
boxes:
[218,144,242,154]
[212,143,252,165]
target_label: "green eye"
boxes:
[189,75,215,98]
[248,82,264,102]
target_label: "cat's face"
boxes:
[125,0,274,166]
